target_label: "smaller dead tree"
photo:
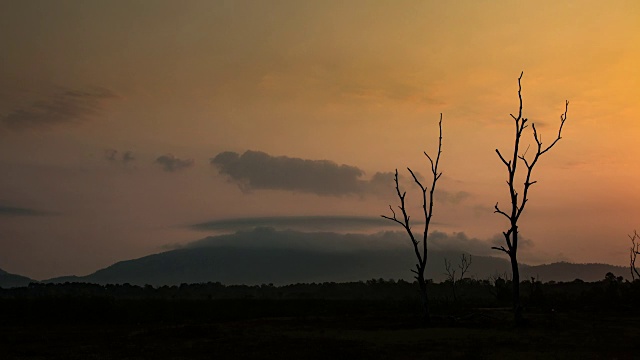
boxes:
[382,114,443,324]
[630,230,640,280]
[444,254,472,301]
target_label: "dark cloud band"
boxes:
[0,205,49,217]
[210,150,394,196]
[1,88,116,131]
[191,215,395,233]
[155,154,194,172]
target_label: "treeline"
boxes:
[2,272,640,308]
[1,272,638,326]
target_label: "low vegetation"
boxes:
[2,275,640,359]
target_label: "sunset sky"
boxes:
[1,1,639,280]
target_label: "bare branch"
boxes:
[491,246,510,255]
[496,149,510,168]
[515,71,523,121]
[494,202,511,221]
[444,258,455,282]
[407,167,425,192]
[425,152,435,172]
[459,254,472,280]
[538,100,569,156]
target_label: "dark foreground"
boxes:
[3,301,640,359]
[2,279,640,359]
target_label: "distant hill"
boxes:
[39,228,631,286]
[0,268,35,288]
[521,262,628,283]
[43,246,433,286]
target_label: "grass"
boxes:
[2,299,640,359]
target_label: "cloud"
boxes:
[434,189,471,204]
[388,170,471,205]
[489,233,534,250]
[0,204,49,217]
[105,149,136,165]
[184,228,520,264]
[105,149,118,161]
[210,150,394,196]
[1,88,117,131]
[427,231,500,256]
[122,151,135,164]
[191,215,398,233]
[363,171,396,196]
[155,154,194,172]
[186,227,408,252]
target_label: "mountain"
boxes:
[521,262,628,283]
[43,246,434,286]
[0,268,35,288]
[41,228,629,286]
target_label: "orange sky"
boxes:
[1,1,639,279]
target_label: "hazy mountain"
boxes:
[0,268,35,288]
[521,262,628,283]
[42,246,507,286]
[40,228,629,286]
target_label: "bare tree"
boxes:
[629,230,640,280]
[444,253,472,301]
[492,72,569,323]
[382,115,443,324]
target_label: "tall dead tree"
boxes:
[492,72,568,323]
[629,230,640,280]
[382,115,442,324]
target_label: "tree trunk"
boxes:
[510,251,523,325]
[417,273,430,325]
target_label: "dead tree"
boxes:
[444,254,472,301]
[492,72,568,323]
[630,230,640,280]
[382,114,443,324]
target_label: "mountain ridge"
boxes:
[40,248,628,286]
[3,229,629,287]
[0,268,35,288]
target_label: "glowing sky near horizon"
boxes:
[1,0,639,279]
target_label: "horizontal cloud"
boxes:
[191,215,399,233]
[1,88,117,131]
[0,205,49,217]
[489,233,534,251]
[187,226,530,260]
[155,154,194,172]
[181,228,538,277]
[187,227,408,252]
[210,150,394,196]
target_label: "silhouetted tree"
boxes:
[492,72,569,323]
[382,115,443,324]
[486,271,511,303]
[629,230,640,280]
[444,253,472,301]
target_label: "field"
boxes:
[2,280,640,359]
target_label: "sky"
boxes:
[1,0,639,280]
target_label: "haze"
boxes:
[1,1,639,280]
